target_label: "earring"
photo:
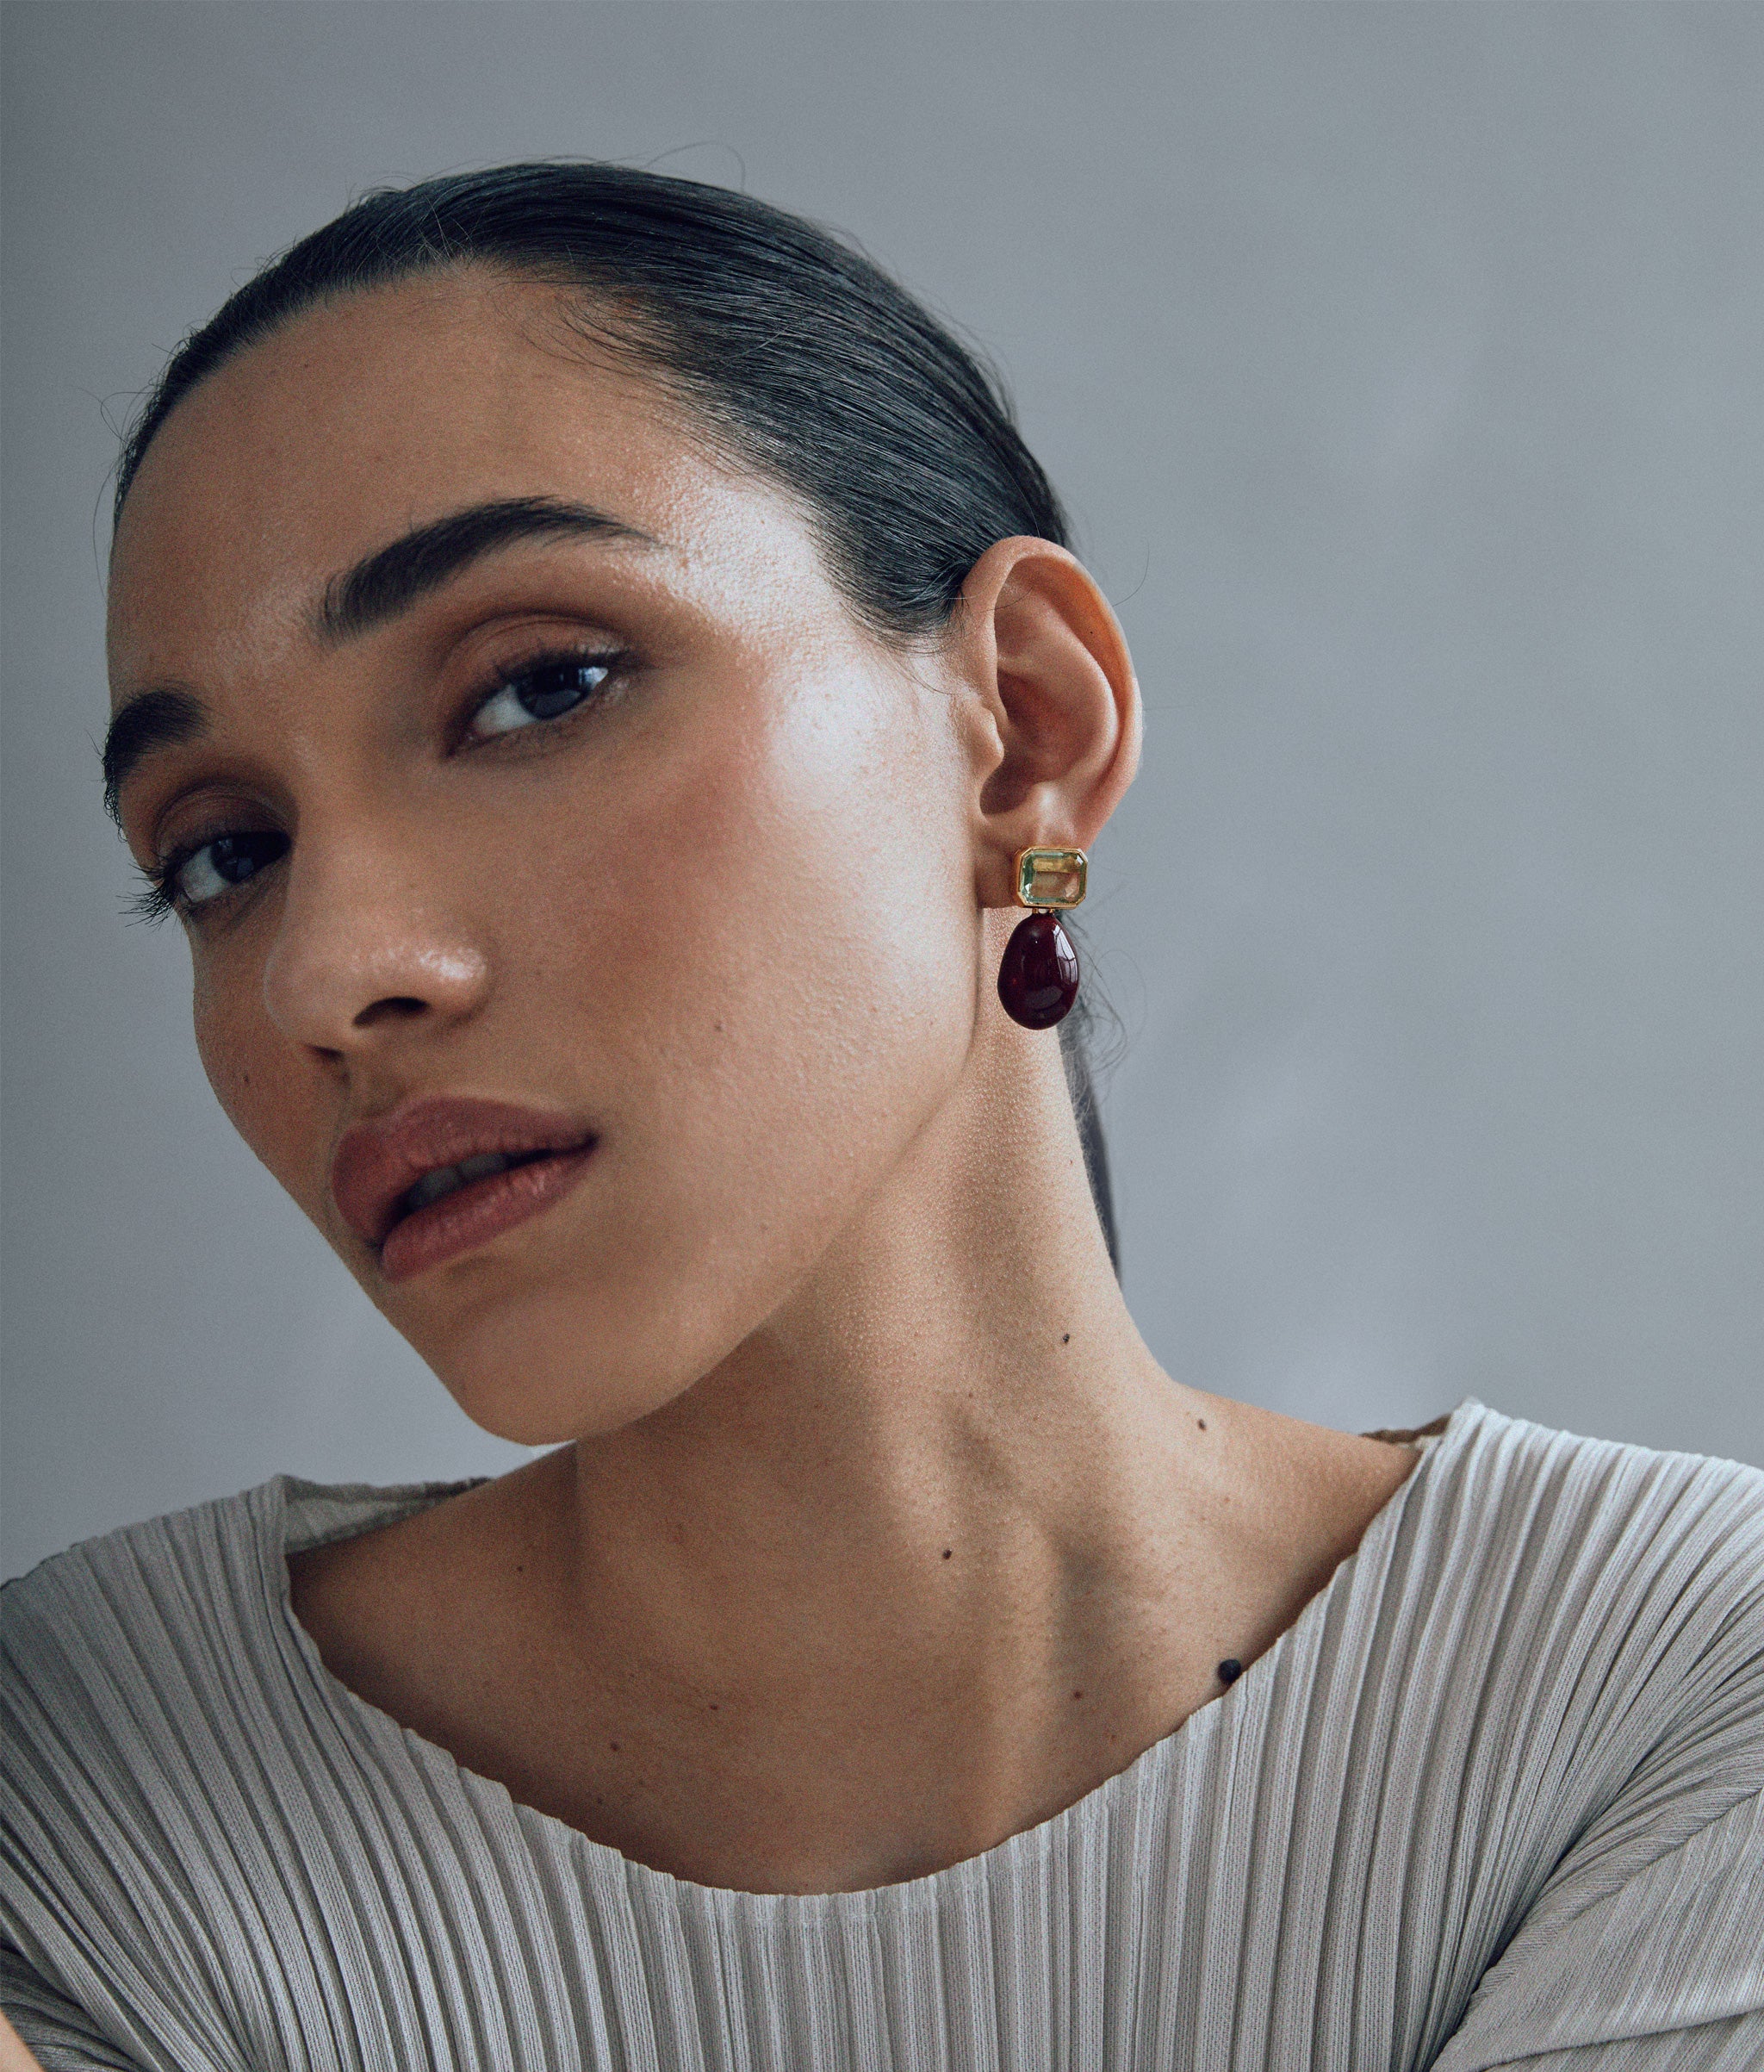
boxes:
[997,847,1087,1030]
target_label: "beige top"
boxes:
[3,1399,1762,2069]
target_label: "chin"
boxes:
[400,1272,721,1448]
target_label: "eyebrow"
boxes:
[315,494,656,642]
[102,495,657,824]
[102,687,205,824]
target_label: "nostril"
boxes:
[352,995,429,1030]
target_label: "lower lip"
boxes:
[379,1145,595,1284]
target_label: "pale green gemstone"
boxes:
[1016,849,1086,909]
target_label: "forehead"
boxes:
[106,271,812,704]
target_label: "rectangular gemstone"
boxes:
[1018,849,1086,908]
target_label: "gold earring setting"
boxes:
[997,847,1086,1029]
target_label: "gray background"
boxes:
[3,3,1761,1582]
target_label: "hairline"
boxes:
[112,257,955,659]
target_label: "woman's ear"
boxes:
[948,537,1142,908]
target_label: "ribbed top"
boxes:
[3,1400,1761,2071]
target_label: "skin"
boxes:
[0,2007,43,2072]
[108,268,1418,1896]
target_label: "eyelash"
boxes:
[128,644,629,925]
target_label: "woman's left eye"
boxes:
[467,652,620,740]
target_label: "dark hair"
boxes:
[115,160,1118,1265]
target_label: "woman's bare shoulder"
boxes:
[1202,1393,1433,1548]
[286,1446,571,1688]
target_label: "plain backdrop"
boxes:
[3,3,1761,1581]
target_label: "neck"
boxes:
[556,1028,1201,1716]
[290,1024,1415,1894]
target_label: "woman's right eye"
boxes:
[170,830,291,909]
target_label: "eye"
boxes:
[467,651,620,740]
[169,829,290,909]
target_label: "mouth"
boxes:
[331,1096,597,1285]
[394,1145,558,1220]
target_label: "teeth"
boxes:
[457,1150,517,1185]
[402,1150,519,1215]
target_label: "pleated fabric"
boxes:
[3,1401,1761,2072]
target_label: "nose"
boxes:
[259,812,491,1059]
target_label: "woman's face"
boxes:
[107,271,992,1442]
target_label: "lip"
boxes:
[331,1094,596,1284]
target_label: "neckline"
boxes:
[267,1400,1485,1909]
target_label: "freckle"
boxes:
[709,1702,718,1711]
[609,1740,621,1752]
[1071,1689,1083,1701]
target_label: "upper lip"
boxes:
[330,1095,595,1250]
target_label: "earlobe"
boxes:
[954,537,1141,912]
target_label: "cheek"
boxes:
[624,669,973,1125]
[494,663,977,1285]
[190,956,320,1204]
[422,669,981,1439]
[190,961,253,1128]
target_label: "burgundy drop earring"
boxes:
[997,847,1087,1030]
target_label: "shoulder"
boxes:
[1413,1411,1764,2067]
[1291,1404,1764,2066]
[1,1474,479,2057]
[6,1476,344,1691]
[1417,1402,1764,1652]
[1,1484,289,2051]
[3,1482,282,1699]
[1383,1403,1764,1876]
[0,1473,478,1854]
[2,1481,307,1870]
[2,1470,481,1659]
[1399,1404,1764,1739]
[1286,1397,1764,1730]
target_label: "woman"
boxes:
[2,163,1759,2072]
